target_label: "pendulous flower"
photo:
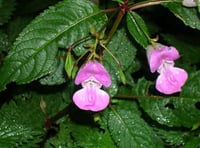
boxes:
[73,61,111,111]
[182,0,199,7]
[146,43,188,95]
[146,43,180,73]
[156,61,188,95]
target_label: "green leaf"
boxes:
[140,97,200,127]
[45,122,74,148]
[139,98,182,127]
[0,0,107,91]
[108,100,163,148]
[0,83,72,148]
[126,11,149,48]
[118,78,152,96]
[71,123,115,148]
[118,77,200,128]
[39,50,67,85]
[181,71,200,97]
[47,120,116,148]
[154,128,185,146]
[0,99,44,147]
[163,2,200,30]
[185,137,200,148]
[0,0,15,25]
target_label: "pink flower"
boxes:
[146,43,180,73]
[146,43,188,95]
[182,0,198,7]
[156,62,188,94]
[73,61,111,111]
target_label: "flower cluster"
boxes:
[146,43,188,95]
[182,0,199,7]
[73,61,111,111]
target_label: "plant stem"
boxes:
[100,42,121,66]
[104,9,125,43]
[49,104,70,123]
[129,0,171,11]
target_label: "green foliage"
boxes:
[181,71,200,97]
[135,75,200,128]
[0,31,10,66]
[163,2,200,30]
[46,117,116,148]
[45,121,74,148]
[119,78,200,147]
[0,96,44,147]
[0,0,200,147]
[126,11,149,48]
[39,51,66,85]
[107,100,163,148]
[139,97,200,127]
[0,0,107,91]
[0,0,15,25]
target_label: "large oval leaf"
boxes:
[0,0,107,91]
[163,2,200,30]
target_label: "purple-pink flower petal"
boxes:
[75,61,111,87]
[146,43,180,73]
[72,85,110,112]
[156,66,188,94]
[182,0,197,7]
[161,46,180,61]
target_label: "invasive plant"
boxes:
[0,0,200,147]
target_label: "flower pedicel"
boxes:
[146,43,188,95]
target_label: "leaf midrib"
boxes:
[3,9,104,84]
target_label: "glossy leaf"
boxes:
[163,2,200,30]
[0,0,107,91]
[39,51,66,85]
[0,98,44,147]
[181,71,200,98]
[108,101,162,148]
[154,129,185,146]
[126,11,149,48]
[140,97,200,127]
[136,76,200,128]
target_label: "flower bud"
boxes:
[65,51,74,78]
[118,67,126,85]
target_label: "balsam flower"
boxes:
[146,43,180,73]
[156,61,188,95]
[146,43,188,95]
[182,0,199,7]
[73,61,111,111]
